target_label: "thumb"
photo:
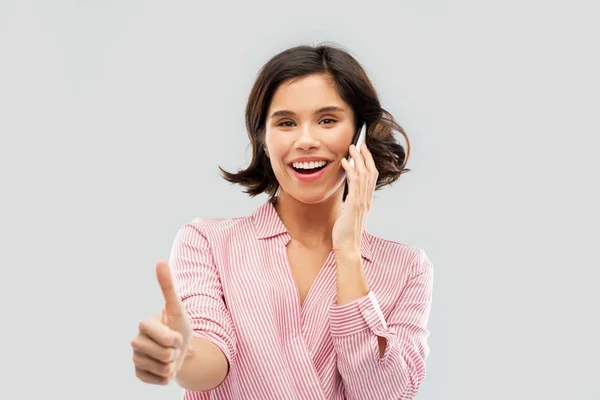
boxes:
[156,260,185,317]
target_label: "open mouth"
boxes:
[291,160,329,174]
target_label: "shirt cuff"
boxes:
[329,291,389,337]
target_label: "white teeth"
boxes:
[292,160,327,170]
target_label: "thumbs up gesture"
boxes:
[131,260,193,385]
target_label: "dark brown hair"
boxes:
[219,42,411,200]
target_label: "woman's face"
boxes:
[264,73,356,204]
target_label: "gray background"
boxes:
[1,0,598,399]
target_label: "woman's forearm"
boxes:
[174,336,229,392]
[334,250,370,305]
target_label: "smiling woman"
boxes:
[219,44,411,202]
[131,42,434,400]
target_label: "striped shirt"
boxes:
[168,199,434,399]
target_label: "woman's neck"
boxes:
[273,188,343,249]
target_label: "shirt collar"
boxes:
[252,199,372,262]
[252,199,288,240]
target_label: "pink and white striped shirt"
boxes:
[168,200,434,400]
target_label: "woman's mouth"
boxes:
[291,160,328,174]
[289,160,330,182]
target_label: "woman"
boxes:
[131,43,434,400]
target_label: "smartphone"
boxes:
[348,123,367,168]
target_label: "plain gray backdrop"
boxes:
[1,0,598,399]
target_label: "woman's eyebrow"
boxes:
[269,105,346,119]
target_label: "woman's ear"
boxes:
[264,146,270,158]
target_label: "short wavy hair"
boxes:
[219,42,411,200]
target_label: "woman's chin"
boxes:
[282,184,344,205]
[295,193,328,205]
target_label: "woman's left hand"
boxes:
[332,143,379,254]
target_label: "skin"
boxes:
[131,73,383,390]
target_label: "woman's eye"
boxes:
[277,119,336,127]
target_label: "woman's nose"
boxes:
[295,126,320,149]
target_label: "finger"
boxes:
[138,319,183,348]
[131,333,180,363]
[135,366,171,385]
[360,143,379,199]
[349,145,367,175]
[156,260,185,317]
[349,145,367,203]
[341,158,359,202]
[360,143,377,177]
[133,351,175,379]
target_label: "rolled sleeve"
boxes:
[168,220,238,367]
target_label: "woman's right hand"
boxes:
[131,260,193,385]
